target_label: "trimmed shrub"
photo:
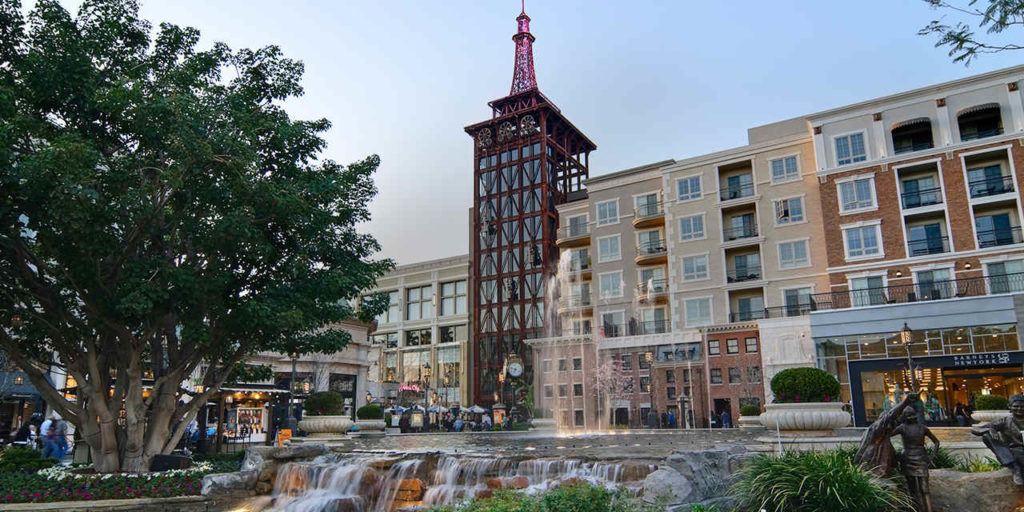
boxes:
[732,450,913,512]
[956,454,1002,473]
[770,367,840,403]
[303,391,346,416]
[356,404,383,420]
[0,447,58,472]
[975,394,1009,410]
[739,404,761,417]
[425,482,662,512]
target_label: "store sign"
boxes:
[952,352,1011,367]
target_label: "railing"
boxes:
[969,175,1015,198]
[726,265,762,283]
[723,222,758,241]
[636,239,668,258]
[893,141,934,155]
[634,201,664,219]
[656,345,702,363]
[900,187,943,209]
[601,324,624,338]
[559,293,591,309]
[636,279,669,296]
[977,226,1024,248]
[558,224,590,239]
[907,236,950,256]
[566,259,591,273]
[719,181,755,201]
[807,272,1024,311]
[636,319,671,335]
[729,309,767,323]
[960,127,1004,142]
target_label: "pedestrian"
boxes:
[720,409,732,429]
[660,411,668,429]
[41,424,58,459]
[954,402,967,427]
[454,416,464,432]
[668,411,676,428]
[54,419,69,460]
[11,423,32,447]
[39,415,54,449]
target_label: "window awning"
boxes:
[219,386,288,394]
[958,102,1000,117]
[891,117,930,131]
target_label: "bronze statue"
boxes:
[972,393,1024,486]
[892,407,939,512]
[855,393,915,477]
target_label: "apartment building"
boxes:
[363,255,472,408]
[807,65,1024,426]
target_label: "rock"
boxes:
[486,476,530,489]
[662,449,735,503]
[931,468,1024,512]
[270,443,329,460]
[619,462,656,482]
[642,467,694,505]
[201,470,258,497]
[254,481,273,494]
[395,478,425,502]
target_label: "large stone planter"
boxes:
[352,419,386,437]
[737,415,765,431]
[759,402,850,431]
[531,418,556,431]
[972,410,1011,423]
[298,415,354,436]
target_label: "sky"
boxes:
[43,1,1024,265]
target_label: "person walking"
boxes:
[660,411,668,429]
[668,411,676,428]
[41,424,58,459]
[720,409,732,429]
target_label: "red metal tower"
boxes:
[464,6,596,408]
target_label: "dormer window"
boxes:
[958,103,1003,142]
[891,118,933,154]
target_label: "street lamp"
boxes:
[900,322,919,392]
[285,354,298,431]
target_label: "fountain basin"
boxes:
[298,415,355,436]
[972,410,1011,423]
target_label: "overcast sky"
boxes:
[47,1,1024,265]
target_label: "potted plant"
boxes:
[972,394,1010,423]
[352,404,387,436]
[760,368,850,432]
[297,391,354,436]
[738,404,764,431]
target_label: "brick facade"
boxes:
[705,327,765,424]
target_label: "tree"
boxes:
[920,0,1024,64]
[0,0,392,472]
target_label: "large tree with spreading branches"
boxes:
[0,0,392,472]
[920,0,1024,64]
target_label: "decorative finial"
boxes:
[509,4,537,95]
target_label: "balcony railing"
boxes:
[960,127,1003,142]
[907,236,950,257]
[634,201,664,219]
[723,222,758,241]
[893,141,934,155]
[637,278,669,296]
[726,265,762,283]
[656,345,702,363]
[807,272,1024,311]
[636,239,668,258]
[558,224,591,239]
[636,319,671,335]
[566,259,591,273]
[719,181,755,201]
[601,324,624,338]
[900,187,943,209]
[977,226,1024,248]
[729,309,767,323]
[969,175,1015,198]
[559,293,591,309]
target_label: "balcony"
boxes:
[906,236,950,257]
[977,226,1024,248]
[719,182,755,202]
[726,265,762,283]
[807,272,1024,311]
[723,222,758,242]
[635,239,668,265]
[901,188,943,210]
[969,175,1015,199]
[556,224,590,248]
[558,293,592,313]
[636,318,670,335]
[564,259,592,281]
[633,201,666,228]
[637,279,669,304]
[729,309,767,323]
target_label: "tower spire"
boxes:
[509,4,537,95]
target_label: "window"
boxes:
[784,287,813,316]
[667,387,677,400]
[685,297,712,327]
[958,104,1003,141]
[745,337,759,353]
[988,260,1024,293]
[682,255,708,281]
[775,197,804,225]
[542,359,552,373]
[892,119,934,154]
[573,383,583,396]
[405,328,431,346]
[640,376,651,393]
[770,156,799,183]
[779,240,810,269]
[601,311,625,338]
[573,357,583,371]
[372,291,400,324]
[915,268,953,300]
[850,275,887,307]
[544,385,553,398]
[405,285,433,320]
[835,133,867,166]
[438,325,467,343]
[844,224,882,260]
[710,369,723,385]
[370,332,399,348]
[907,222,947,256]
[726,339,739,354]
[567,215,589,237]
[708,340,721,356]
[728,367,742,384]
[968,164,1012,198]
[666,370,676,383]
[558,384,568,397]
[976,212,1020,248]
[677,176,702,201]
[558,359,567,371]
[13,376,24,385]
[574,410,585,426]
[639,267,665,291]
[440,281,467,316]
[621,354,633,371]
[596,200,619,225]
[639,353,651,370]
[599,272,623,298]
[635,193,661,217]
[679,214,705,241]
[748,366,762,384]
[838,177,875,212]
[597,235,621,262]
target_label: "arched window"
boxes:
[958,103,1003,141]
[891,117,933,154]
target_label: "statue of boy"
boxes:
[892,407,940,512]
[972,393,1024,486]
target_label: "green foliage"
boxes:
[0,448,57,472]
[975,394,1009,410]
[732,450,914,512]
[0,464,215,503]
[919,0,1024,65]
[190,452,243,473]
[357,404,383,420]
[686,506,722,512]
[955,454,1002,472]
[739,404,761,417]
[425,482,661,512]
[303,391,345,416]
[927,446,958,469]
[769,368,841,403]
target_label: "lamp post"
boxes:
[900,322,920,392]
[285,354,298,431]
[423,362,432,430]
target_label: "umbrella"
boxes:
[427,405,449,413]
[468,405,487,414]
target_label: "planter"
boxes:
[972,410,1011,423]
[759,402,850,431]
[351,419,387,437]
[531,418,556,431]
[737,415,765,431]
[298,415,355,436]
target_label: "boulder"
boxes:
[931,468,1024,512]
[201,469,258,497]
[619,462,656,482]
[660,448,738,503]
[270,443,329,460]
[395,478,425,502]
[485,476,530,489]
[641,467,693,505]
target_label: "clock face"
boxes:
[508,361,524,377]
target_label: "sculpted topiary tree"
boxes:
[0,0,391,472]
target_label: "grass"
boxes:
[425,482,662,512]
